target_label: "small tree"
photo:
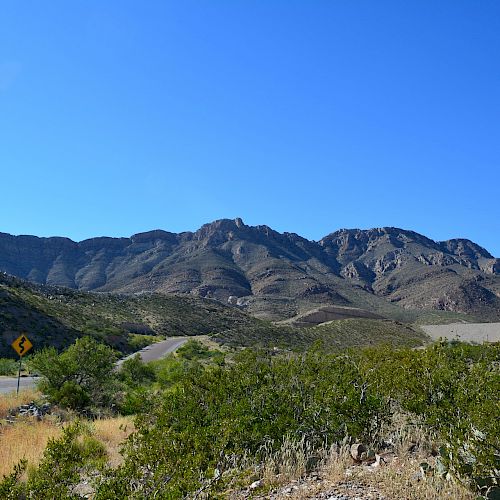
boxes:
[118,354,156,389]
[31,337,118,411]
[0,358,17,376]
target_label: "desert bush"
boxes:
[30,336,118,412]
[117,354,156,389]
[176,338,221,360]
[118,343,220,414]
[357,342,500,495]
[0,460,27,500]
[0,358,17,376]
[95,349,387,497]
[27,422,106,498]
[150,353,204,389]
[126,333,158,351]
[117,355,157,415]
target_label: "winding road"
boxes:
[115,336,188,366]
[0,337,188,394]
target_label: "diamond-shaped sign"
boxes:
[11,334,33,357]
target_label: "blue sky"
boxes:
[1,1,499,255]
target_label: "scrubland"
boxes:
[0,338,498,499]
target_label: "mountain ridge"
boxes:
[1,219,499,321]
[3,220,497,257]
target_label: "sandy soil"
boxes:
[421,323,500,343]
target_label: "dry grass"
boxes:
[229,431,475,500]
[226,440,351,499]
[0,416,135,478]
[349,455,475,500]
[91,416,134,467]
[261,436,314,487]
[0,388,41,419]
[320,446,352,484]
[0,420,60,477]
[264,448,474,500]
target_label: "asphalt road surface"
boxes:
[115,336,188,366]
[0,376,39,395]
[0,337,188,394]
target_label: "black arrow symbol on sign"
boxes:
[19,336,26,354]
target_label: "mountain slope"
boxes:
[0,273,427,358]
[1,220,499,321]
[319,228,500,319]
[0,273,269,358]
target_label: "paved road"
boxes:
[0,376,39,395]
[0,337,188,394]
[115,337,188,366]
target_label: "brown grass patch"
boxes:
[0,416,135,478]
[0,420,61,477]
[92,416,134,467]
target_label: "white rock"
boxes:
[249,479,262,490]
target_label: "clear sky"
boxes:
[1,1,499,255]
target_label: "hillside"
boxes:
[0,219,499,322]
[0,273,267,358]
[215,317,427,349]
[0,273,428,357]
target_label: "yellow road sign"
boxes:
[11,334,33,357]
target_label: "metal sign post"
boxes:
[16,356,22,395]
[11,333,33,395]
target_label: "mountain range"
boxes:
[1,218,499,322]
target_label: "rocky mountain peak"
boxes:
[234,217,245,228]
[193,218,247,244]
[319,227,442,255]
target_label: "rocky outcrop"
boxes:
[480,258,500,275]
[439,238,493,260]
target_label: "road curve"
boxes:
[0,337,189,394]
[115,337,188,367]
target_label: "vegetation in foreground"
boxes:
[0,338,498,498]
[0,357,18,376]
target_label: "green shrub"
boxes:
[117,355,157,415]
[118,354,156,389]
[30,337,118,412]
[150,354,204,389]
[0,358,17,376]
[358,342,500,495]
[0,460,26,500]
[127,334,159,351]
[96,349,387,497]
[176,339,214,360]
[119,386,152,416]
